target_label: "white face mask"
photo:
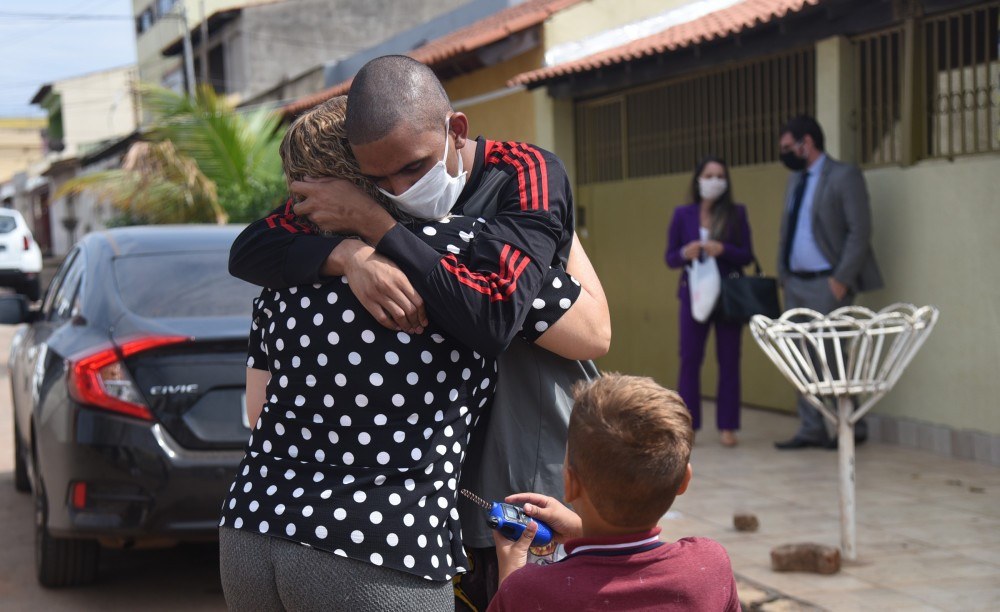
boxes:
[698,176,728,202]
[378,117,467,221]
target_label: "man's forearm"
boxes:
[324,239,372,277]
[356,213,398,247]
[229,201,343,289]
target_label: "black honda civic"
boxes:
[4,225,260,587]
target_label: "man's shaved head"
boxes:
[345,55,452,145]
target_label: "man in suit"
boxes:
[774,115,883,450]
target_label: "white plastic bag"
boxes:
[687,256,721,322]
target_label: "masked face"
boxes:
[376,117,467,220]
[779,135,808,171]
[697,177,728,202]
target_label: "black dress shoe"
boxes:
[774,437,829,450]
[822,435,867,450]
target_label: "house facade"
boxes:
[0,118,46,185]
[523,0,999,462]
[138,0,473,105]
[17,66,140,255]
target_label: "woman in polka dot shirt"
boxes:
[218,97,593,611]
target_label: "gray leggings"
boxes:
[219,527,454,612]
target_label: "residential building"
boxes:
[0,118,46,184]
[242,0,526,109]
[133,0,272,94]
[30,65,138,159]
[21,65,139,255]
[135,0,473,106]
[45,134,142,257]
[1,170,53,255]
[283,0,1000,464]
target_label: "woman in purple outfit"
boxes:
[665,156,755,447]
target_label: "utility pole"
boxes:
[179,4,197,97]
[199,0,209,86]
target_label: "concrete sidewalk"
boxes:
[658,403,1000,611]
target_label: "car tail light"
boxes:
[23,235,30,251]
[71,482,87,509]
[68,336,189,421]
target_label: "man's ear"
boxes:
[449,112,470,149]
[564,463,581,504]
[801,134,815,155]
[675,464,693,497]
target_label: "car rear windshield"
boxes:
[0,216,17,234]
[114,251,260,318]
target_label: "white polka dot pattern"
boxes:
[227,231,498,582]
[518,268,583,343]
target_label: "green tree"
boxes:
[60,84,286,225]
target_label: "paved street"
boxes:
[0,325,226,611]
[665,403,1000,610]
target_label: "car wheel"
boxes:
[13,419,30,493]
[33,456,99,588]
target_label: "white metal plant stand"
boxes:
[749,304,939,561]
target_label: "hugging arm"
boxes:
[229,198,427,332]
[527,233,611,360]
[245,369,269,429]
[232,152,605,358]
[244,296,271,429]
[229,199,345,288]
[376,150,573,357]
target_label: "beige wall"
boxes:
[55,66,138,156]
[515,6,1000,441]
[133,0,269,90]
[576,164,796,412]
[443,48,545,144]
[543,0,691,48]
[812,35,999,435]
[0,119,45,183]
[860,156,1000,435]
[815,36,855,162]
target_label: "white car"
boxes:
[0,208,43,301]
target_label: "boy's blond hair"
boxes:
[279,96,410,223]
[567,373,694,527]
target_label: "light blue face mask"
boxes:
[377,117,467,220]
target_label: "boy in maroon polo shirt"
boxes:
[487,374,741,611]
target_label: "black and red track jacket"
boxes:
[229,137,575,358]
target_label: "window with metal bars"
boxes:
[923,2,1000,159]
[854,28,904,166]
[575,48,816,185]
[575,98,624,183]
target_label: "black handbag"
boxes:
[719,257,781,323]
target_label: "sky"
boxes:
[0,0,137,117]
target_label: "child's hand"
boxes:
[505,493,583,543]
[493,520,537,586]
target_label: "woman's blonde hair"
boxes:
[279,96,411,224]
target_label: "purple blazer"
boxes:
[665,203,755,299]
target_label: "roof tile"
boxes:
[508,0,821,87]
[283,0,583,116]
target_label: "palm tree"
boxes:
[60,84,286,225]
[60,139,223,224]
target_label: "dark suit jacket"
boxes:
[665,203,754,299]
[777,156,884,292]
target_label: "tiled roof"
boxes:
[509,0,821,87]
[283,0,583,116]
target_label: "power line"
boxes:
[0,0,125,48]
[0,11,132,21]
